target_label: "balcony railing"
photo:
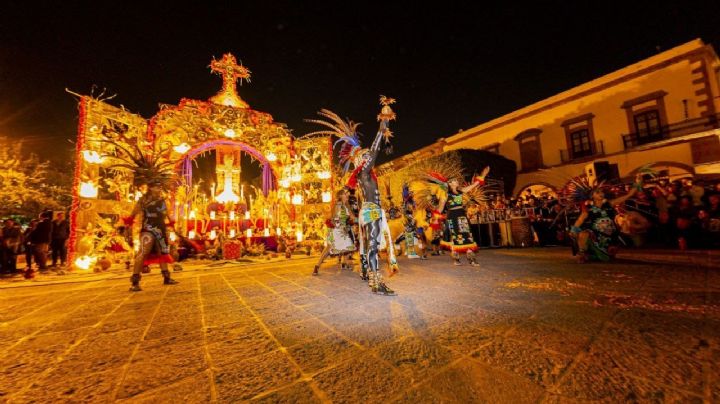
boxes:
[560,140,604,163]
[622,113,720,149]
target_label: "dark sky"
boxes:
[1,1,719,164]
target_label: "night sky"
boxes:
[1,1,719,165]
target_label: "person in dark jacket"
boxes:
[51,212,70,267]
[1,219,22,274]
[22,220,38,271]
[27,211,53,277]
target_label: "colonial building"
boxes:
[382,38,720,196]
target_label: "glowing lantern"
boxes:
[292,194,303,205]
[209,230,217,240]
[246,229,253,238]
[210,211,216,220]
[79,181,98,198]
[82,150,104,164]
[224,128,236,138]
[322,191,332,203]
[74,255,97,270]
[173,143,191,154]
[296,229,303,242]
[188,230,196,239]
[229,229,236,238]
[264,228,270,237]
[266,152,277,162]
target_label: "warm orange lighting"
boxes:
[322,191,332,203]
[224,128,236,138]
[189,210,197,219]
[210,211,216,220]
[173,143,191,154]
[276,227,282,236]
[229,229,236,238]
[74,255,96,270]
[317,170,331,179]
[296,229,303,242]
[215,175,240,203]
[229,211,236,220]
[79,181,98,198]
[264,228,270,237]
[279,179,290,188]
[244,211,250,220]
[246,229,253,238]
[188,230,196,239]
[82,150,104,164]
[209,230,217,240]
[266,152,277,162]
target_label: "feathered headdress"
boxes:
[305,109,365,173]
[559,176,599,207]
[95,136,177,189]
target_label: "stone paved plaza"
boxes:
[0,248,718,403]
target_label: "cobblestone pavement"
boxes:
[0,248,718,403]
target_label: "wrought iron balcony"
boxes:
[622,114,720,149]
[559,140,604,163]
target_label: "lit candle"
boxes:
[276,227,282,236]
[264,228,270,237]
[229,229,236,238]
[210,211,216,220]
[245,211,250,220]
[246,228,252,238]
[229,211,236,220]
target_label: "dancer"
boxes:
[99,134,179,291]
[436,167,490,266]
[306,96,399,294]
[124,181,179,291]
[313,189,357,275]
[394,184,426,259]
[568,174,643,262]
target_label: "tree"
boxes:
[0,136,66,218]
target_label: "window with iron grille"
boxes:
[570,129,592,158]
[633,110,662,142]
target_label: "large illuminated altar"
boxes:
[68,54,334,268]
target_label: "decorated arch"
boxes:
[68,54,334,268]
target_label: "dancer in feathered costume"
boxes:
[313,188,357,276]
[97,136,179,291]
[411,153,491,266]
[307,96,399,294]
[563,173,644,263]
[394,184,425,259]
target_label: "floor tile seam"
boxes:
[109,286,171,401]
[219,273,333,403]
[111,370,210,403]
[384,357,462,404]
[234,273,413,394]
[0,285,118,357]
[196,277,219,403]
[7,286,135,400]
[246,377,331,404]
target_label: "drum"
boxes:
[510,217,532,247]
